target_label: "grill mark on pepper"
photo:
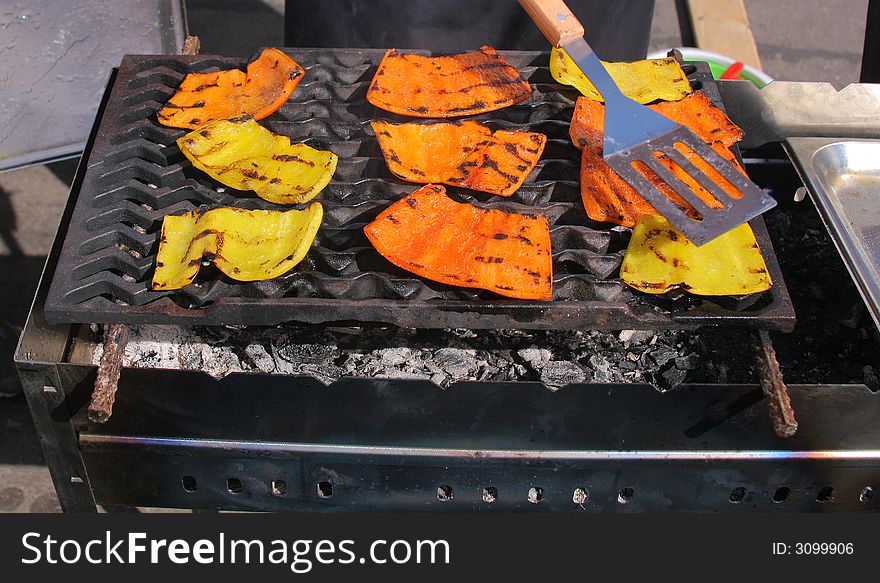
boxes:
[273,154,315,166]
[444,101,487,114]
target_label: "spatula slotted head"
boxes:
[603,102,777,246]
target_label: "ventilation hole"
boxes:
[773,487,790,503]
[226,478,242,494]
[859,486,874,503]
[527,487,544,504]
[181,476,197,492]
[436,485,452,502]
[482,486,497,504]
[572,488,589,505]
[317,481,333,498]
[272,480,287,497]
[816,486,834,503]
[618,487,634,504]
[729,487,747,503]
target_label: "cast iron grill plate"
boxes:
[43,49,793,330]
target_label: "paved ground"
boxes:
[0,0,871,512]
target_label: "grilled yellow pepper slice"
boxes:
[177,117,337,205]
[550,48,692,104]
[620,214,772,296]
[152,204,322,290]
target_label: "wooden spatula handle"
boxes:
[517,0,585,46]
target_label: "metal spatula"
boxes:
[518,0,776,245]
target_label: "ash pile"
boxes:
[91,324,751,391]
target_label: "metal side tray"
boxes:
[786,137,880,329]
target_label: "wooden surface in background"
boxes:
[685,0,763,69]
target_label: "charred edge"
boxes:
[443,274,460,280]
[227,115,253,124]
[407,261,425,269]
[273,154,315,166]
[289,69,302,81]
[192,83,218,92]
[495,285,515,291]
[406,106,429,114]
[199,130,210,138]
[377,130,392,137]
[749,267,768,274]
[637,281,668,290]
[408,168,426,176]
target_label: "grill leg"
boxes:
[18,367,97,512]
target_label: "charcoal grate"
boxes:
[43,49,793,330]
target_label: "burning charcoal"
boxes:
[618,330,636,344]
[378,347,414,367]
[650,348,679,368]
[177,344,204,369]
[434,348,479,380]
[675,353,699,371]
[301,364,344,385]
[539,360,587,388]
[274,341,337,366]
[658,365,688,390]
[245,344,276,373]
[587,354,616,383]
[430,372,450,386]
[517,347,552,367]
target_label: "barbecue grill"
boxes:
[15,48,880,512]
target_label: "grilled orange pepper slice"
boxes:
[364,184,552,300]
[367,46,532,118]
[372,120,546,196]
[158,48,304,130]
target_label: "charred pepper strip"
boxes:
[152,204,323,290]
[570,92,746,227]
[372,120,546,196]
[620,214,771,296]
[158,48,304,130]
[551,48,692,103]
[367,46,532,118]
[364,184,552,300]
[177,117,337,205]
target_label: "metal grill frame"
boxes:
[42,49,794,330]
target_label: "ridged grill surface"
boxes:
[43,49,793,330]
